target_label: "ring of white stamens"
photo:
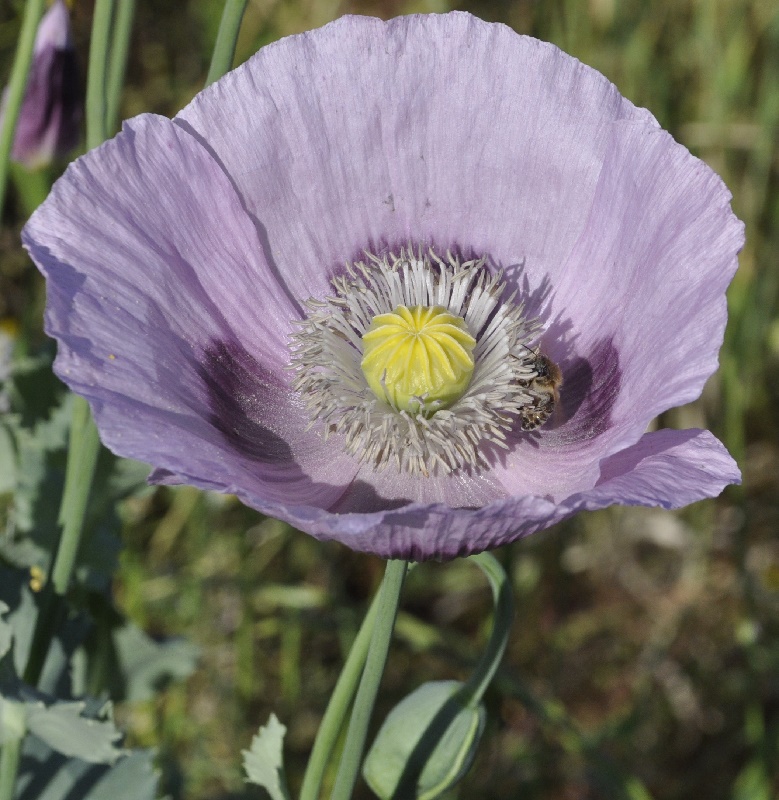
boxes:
[289,247,544,476]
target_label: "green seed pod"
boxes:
[362,680,485,800]
[361,305,476,416]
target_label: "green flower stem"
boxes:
[24,396,100,686]
[0,737,23,800]
[0,0,46,219]
[329,559,408,800]
[0,701,26,800]
[206,0,249,86]
[9,161,51,217]
[457,552,515,709]
[86,0,114,150]
[106,0,137,134]
[299,584,384,800]
[53,396,101,593]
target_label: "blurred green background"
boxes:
[1,0,778,798]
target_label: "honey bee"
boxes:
[518,347,563,431]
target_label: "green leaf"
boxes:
[0,384,149,591]
[242,713,291,800]
[731,760,773,800]
[16,738,159,800]
[0,600,12,660]
[1,393,72,568]
[76,453,150,592]
[0,571,92,696]
[1,571,38,678]
[78,750,159,800]
[8,353,62,428]
[0,695,26,744]
[26,700,124,764]
[0,420,16,494]
[112,621,199,703]
[363,680,486,800]
[625,776,655,800]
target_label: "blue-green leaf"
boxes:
[363,680,486,800]
[0,600,12,661]
[112,621,199,703]
[243,713,291,800]
[25,700,123,764]
[16,738,159,800]
[0,420,16,494]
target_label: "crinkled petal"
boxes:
[549,123,744,444]
[492,335,622,500]
[567,428,741,510]
[210,429,737,560]
[329,462,509,513]
[23,113,358,508]
[174,12,655,305]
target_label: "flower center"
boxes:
[361,305,476,416]
[289,247,559,476]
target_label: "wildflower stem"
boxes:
[106,0,137,134]
[23,396,101,687]
[299,581,383,800]
[86,0,114,150]
[53,396,101,594]
[9,161,50,217]
[206,0,249,86]
[457,552,515,708]
[0,0,46,219]
[0,738,23,800]
[329,559,408,800]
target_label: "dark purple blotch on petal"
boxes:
[556,337,621,440]
[198,338,295,465]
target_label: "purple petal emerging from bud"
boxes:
[2,0,82,169]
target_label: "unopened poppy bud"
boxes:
[363,680,485,800]
[1,0,82,169]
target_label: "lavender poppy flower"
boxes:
[23,13,743,560]
[1,0,81,169]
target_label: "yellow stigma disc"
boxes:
[361,305,476,415]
